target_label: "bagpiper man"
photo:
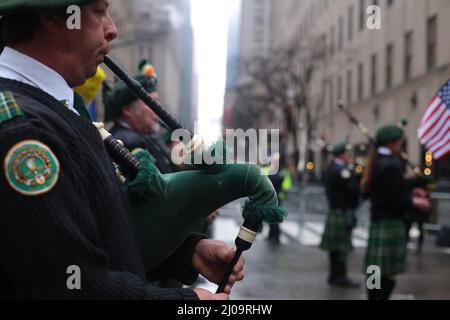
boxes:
[320,142,360,288]
[363,124,430,300]
[0,0,244,300]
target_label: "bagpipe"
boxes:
[99,56,288,293]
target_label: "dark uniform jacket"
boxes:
[0,78,200,300]
[325,160,360,210]
[110,122,174,174]
[369,152,411,220]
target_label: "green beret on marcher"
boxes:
[104,75,157,122]
[0,0,94,15]
[376,124,404,146]
[331,142,347,156]
[138,59,150,72]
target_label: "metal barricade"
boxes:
[430,192,450,228]
[298,185,328,216]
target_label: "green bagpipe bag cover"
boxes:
[126,145,288,271]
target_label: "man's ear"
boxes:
[38,10,67,33]
[121,105,133,119]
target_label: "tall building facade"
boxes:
[224,0,278,129]
[223,0,242,130]
[268,0,450,183]
[106,0,195,127]
[239,0,272,60]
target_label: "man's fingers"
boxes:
[234,271,245,282]
[195,288,230,300]
[223,246,236,263]
[226,271,244,287]
[213,293,230,300]
[222,271,245,295]
[223,286,231,295]
[232,255,245,273]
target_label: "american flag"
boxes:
[418,80,450,160]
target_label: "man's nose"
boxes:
[104,14,118,42]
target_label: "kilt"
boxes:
[364,219,407,277]
[320,209,353,253]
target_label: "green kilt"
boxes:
[320,210,353,253]
[364,219,407,277]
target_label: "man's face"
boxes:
[387,139,404,155]
[336,153,349,163]
[125,99,160,135]
[61,0,117,85]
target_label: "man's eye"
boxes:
[95,6,107,14]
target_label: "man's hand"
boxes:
[192,240,245,294]
[412,188,432,213]
[412,196,431,213]
[193,288,229,300]
[412,188,428,198]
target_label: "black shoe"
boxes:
[267,236,280,245]
[328,277,337,285]
[330,277,360,289]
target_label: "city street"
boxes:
[196,186,450,300]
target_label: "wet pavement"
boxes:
[195,186,450,300]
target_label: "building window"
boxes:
[338,76,343,101]
[330,26,335,55]
[347,69,353,106]
[321,34,328,57]
[147,47,154,63]
[410,91,418,110]
[371,54,377,95]
[358,63,364,101]
[139,45,144,60]
[348,6,354,41]
[427,15,437,71]
[386,43,394,89]
[359,0,365,31]
[404,31,413,81]
[373,105,380,122]
[338,17,344,50]
[329,80,334,112]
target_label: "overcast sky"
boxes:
[191,0,241,145]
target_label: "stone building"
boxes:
[246,0,450,183]
[105,0,195,127]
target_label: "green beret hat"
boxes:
[138,59,150,72]
[0,0,94,15]
[104,75,157,122]
[331,142,347,156]
[376,124,404,146]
